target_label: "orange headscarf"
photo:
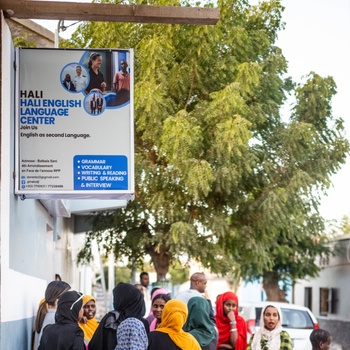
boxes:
[215,292,247,350]
[156,299,201,350]
[79,295,99,343]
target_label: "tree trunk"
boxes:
[262,272,289,302]
[149,250,171,281]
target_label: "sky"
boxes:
[33,0,350,223]
[276,0,350,223]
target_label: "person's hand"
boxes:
[101,82,107,90]
[227,310,236,323]
[79,316,88,324]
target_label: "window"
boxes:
[304,287,312,310]
[319,288,339,315]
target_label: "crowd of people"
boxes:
[33,272,333,350]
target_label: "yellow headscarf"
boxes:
[78,295,99,342]
[156,299,201,350]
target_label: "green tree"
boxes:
[168,261,190,286]
[74,0,349,299]
[13,33,36,48]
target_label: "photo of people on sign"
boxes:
[60,63,88,93]
[73,65,88,92]
[85,92,105,115]
[59,51,132,111]
[78,50,132,107]
[15,48,134,199]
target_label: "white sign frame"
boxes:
[15,48,134,200]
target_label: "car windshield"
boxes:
[256,307,315,329]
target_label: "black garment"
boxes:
[86,69,105,93]
[88,283,148,350]
[38,291,85,350]
[88,312,150,350]
[88,311,120,350]
[148,331,181,350]
[38,321,85,350]
[62,80,76,92]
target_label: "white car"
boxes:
[240,301,319,350]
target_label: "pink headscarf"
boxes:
[146,288,170,326]
[149,288,168,312]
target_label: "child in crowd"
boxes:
[310,329,332,350]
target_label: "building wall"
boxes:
[0,13,82,349]
[0,13,127,348]
[294,236,350,349]
[5,18,55,47]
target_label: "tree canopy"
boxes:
[73,0,349,298]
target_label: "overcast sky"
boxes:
[34,0,350,222]
[276,0,350,222]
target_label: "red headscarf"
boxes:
[215,292,247,350]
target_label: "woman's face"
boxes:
[263,306,280,331]
[83,300,96,320]
[223,299,237,316]
[152,298,166,320]
[92,56,102,69]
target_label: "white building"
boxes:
[0,14,127,349]
[294,234,350,348]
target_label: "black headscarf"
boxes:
[55,291,83,324]
[38,291,85,350]
[88,283,147,350]
[113,282,146,321]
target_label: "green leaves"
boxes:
[160,110,203,162]
[71,0,349,287]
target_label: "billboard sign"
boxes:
[15,48,134,199]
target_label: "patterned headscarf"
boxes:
[156,299,201,350]
[251,304,283,350]
[215,292,247,350]
[116,317,148,350]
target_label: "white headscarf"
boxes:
[251,303,283,350]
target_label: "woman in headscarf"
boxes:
[246,304,292,350]
[145,288,169,325]
[33,280,71,349]
[183,297,218,350]
[215,292,247,350]
[88,283,148,350]
[148,299,201,350]
[38,290,85,350]
[149,293,171,331]
[78,295,99,345]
